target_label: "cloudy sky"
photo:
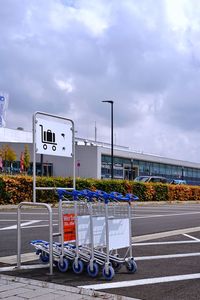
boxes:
[1,0,200,162]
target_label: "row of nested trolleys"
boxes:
[30,189,138,280]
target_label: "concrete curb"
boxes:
[0,273,138,300]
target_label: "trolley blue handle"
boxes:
[118,193,139,202]
[57,189,83,200]
[81,189,97,201]
[126,193,139,201]
[57,188,139,203]
[95,190,110,204]
[95,190,139,202]
[30,240,49,246]
[109,192,123,200]
[109,192,139,202]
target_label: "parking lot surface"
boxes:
[1,203,200,299]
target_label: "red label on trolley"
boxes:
[63,213,76,242]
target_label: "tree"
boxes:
[0,145,17,173]
[24,144,30,172]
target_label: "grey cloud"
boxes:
[1,0,200,161]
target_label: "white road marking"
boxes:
[0,264,49,272]
[0,212,17,215]
[79,273,200,290]
[133,240,200,246]
[1,226,200,264]
[135,211,200,219]
[135,205,200,209]
[133,226,200,242]
[0,212,58,215]
[0,223,58,231]
[0,219,43,222]
[0,252,37,264]
[183,233,200,241]
[22,223,58,229]
[136,210,195,214]
[0,220,41,230]
[1,250,200,265]
[0,220,19,222]
[135,252,200,261]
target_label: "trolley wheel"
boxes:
[112,261,122,272]
[102,265,115,280]
[39,252,49,263]
[57,258,69,273]
[36,249,41,255]
[87,262,99,278]
[126,260,137,273]
[53,260,58,267]
[72,260,84,274]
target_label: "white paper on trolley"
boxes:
[77,216,130,250]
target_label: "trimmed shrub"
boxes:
[1,175,200,204]
[131,182,148,201]
[153,183,169,202]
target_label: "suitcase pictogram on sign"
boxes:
[44,130,55,143]
[40,124,57,151]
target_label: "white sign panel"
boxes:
[0,93,9,127]
[35,117,72,157]
[77,216,130,250]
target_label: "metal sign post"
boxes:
[33,112,75,202]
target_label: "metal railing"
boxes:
[17,202,53,275]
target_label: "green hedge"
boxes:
[1,175,200,204]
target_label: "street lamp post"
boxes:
[181,166,184,180]
[102,100,114,179]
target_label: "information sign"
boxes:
[35,117,72,157]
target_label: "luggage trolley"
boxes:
[30,190,93,275]
[76,189,104,277]
[57,189,99,275]
[89,190,139,279]
[30,190,87,273]
[30,189,139,280]
[60,189,139,280]
[57,189,113,278]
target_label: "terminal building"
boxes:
[1,127,200,185]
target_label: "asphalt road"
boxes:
[1,203,200,299]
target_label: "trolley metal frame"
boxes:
[30,189,138,280]
[17,202,53,275]
[58,189,138,279]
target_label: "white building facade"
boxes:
[1,128,200,185]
